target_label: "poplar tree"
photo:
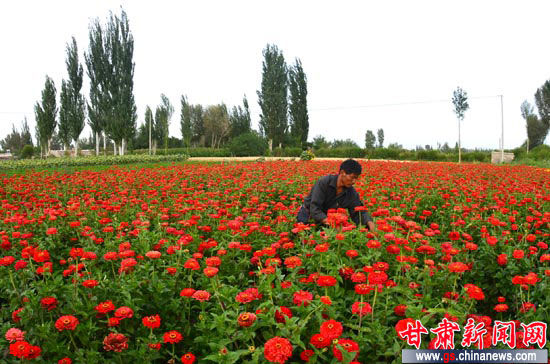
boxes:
[288,58,309,147]
[257,44,288,151]
[58,80,72,151]
[452,87,469,163]
[180,95,192,147]
[34,76,57,157]
[377,128,384,148]
[85,18,110,155]
[229,95,251,138]
[155,94,174,153]
[365,130,376,149]
[65,37,86,156]
[85,9,136,156]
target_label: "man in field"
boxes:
[297,159,375,231]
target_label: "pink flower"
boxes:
[5,328,25,342]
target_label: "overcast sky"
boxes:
[1,0,549,150]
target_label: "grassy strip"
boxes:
[0,154,189,173]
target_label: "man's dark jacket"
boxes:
[297,174,373,226]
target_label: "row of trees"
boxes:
[257,44,309,151]
[364,129,385,149]
[32,10,135,157]
[521,80,550,151]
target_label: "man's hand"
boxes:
[367,221,376,232]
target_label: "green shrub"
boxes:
[0,154,189,171]
[271,147,302,157]
[300,150,315,161]
[228,133,268,156]
[315,147,364,158]
[20,145,34,159]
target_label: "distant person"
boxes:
[297,159,375,231]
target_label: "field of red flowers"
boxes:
[1,160,549,363]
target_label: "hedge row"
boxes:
[0,154,189,171]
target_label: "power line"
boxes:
[309,95,501,112]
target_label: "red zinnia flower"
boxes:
[181,352,196,364]
[275,306,293,323]
[320,319,343,340]
[368,271,388,285]
[310,333,331,348]
[316,275,337,287]
[142,315,161,329]
[292,290,313,307]
[448,262,469,273]
[95,301,115,314]
[58,358,72,364]
[82,279,99,288]
[332,338,359,361]
[26,345,42,359]
[394,304,407,316]
[237,312,257,327]
[163,330,183,344]
[114,306,134,319]
[103,333,128,352]
[10,340,30,358]
[180,288,196,298]
[263,337,293,364]
[396,318,416,339]
[351,301,372,316]
[494,304,509,312]
[192,290,211,302]
[55,315,79,331]
[40,296,58,311]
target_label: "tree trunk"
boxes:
[458,119,461,164]
[95,131,100,156]
[268,139,273,152]
[113,140,117,156]
[74,139,79,157]
[47,139,51,157]
[103,131,107,155]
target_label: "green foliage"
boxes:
[299,149,315,160]
[58,80,73,149]
[180,95,192,147]
[514,144,550,161]
[0,154,188,171]
[34,75,57,155]
[65,37,86,149]
[271,147,302,157]
[257,44,288,149]
[155,94,174,152]
[315,147,364,158]
[229,95,251,139]
[288,58,309,147]
[331,139,359,149]
[20,145,34,159]
[365,130,376,149]
[203,104,230,148]
[190,104,205,146]
[228,132,268,156]
[0,122,33,156]
[452,86,469,121]
[85,9,137,152]
[377,128,385,148]
[312,135,330,149]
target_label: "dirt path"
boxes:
[187,156,412,162]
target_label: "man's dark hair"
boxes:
[339,159,362,175]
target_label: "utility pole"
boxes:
[500,95,504,163]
